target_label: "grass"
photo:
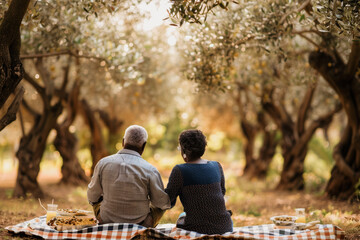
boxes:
[0,148,359,239]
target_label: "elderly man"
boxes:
[87,125,170,227]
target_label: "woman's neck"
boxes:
[186,158,208,164]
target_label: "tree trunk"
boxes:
[53,63,89,185]
[0,0,30,131]
[234,84,277,179]
[276,123,303,190]
[54,123,89,185]
[241,118,278,179]
[309,41,360,200]
[277,145,307,190]
[262,85,341,191]
[13,58,71,198]
[241,120,257,175]
[13,102,63,198]
[80,99,108,175]
[254,129,278,179]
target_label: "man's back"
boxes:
[87,149,170,224]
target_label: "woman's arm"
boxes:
[217,162,226,196]
[165,166,183,208]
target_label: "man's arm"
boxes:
[87,161,104,205]
[149,169,171,210]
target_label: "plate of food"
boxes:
[47,215,98,231]
[57,209,93,217]
[270,215,298,226]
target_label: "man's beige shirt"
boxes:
[87,149,170,224]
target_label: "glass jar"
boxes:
[295,208,306,223]
[46,204,58,223]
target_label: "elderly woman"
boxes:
[165,129,233,234]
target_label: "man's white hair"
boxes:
[123,125,148,148]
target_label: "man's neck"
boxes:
[123,145,143,155]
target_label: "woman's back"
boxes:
[165,161,232,234]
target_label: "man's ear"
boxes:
[141,142,147,152]
[122,138,125,147]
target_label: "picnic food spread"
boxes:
[57,208,92,216]
[270,214,320,230]
[47,208,97,231]
[270,215,298,226]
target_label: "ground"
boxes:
[0,181,359,239]
[0,156,359,240]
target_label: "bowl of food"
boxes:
[270,215,298,226]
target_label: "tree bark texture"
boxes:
[54,123,89,185]
[309,41,360,200]
[241,113,278,179]
[262,86,341,191]
[0,0,30,131]
[240,120,257,175]
[234,85,277,179]
[14,101,62,198]
[13,59,70,198]
[80,99,108,175]
[54,80,88,185]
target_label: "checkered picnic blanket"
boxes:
[6,215,345,240]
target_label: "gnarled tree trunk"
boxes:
[0,0,30,131]
[240,120,258,175]
[54,78,88,185]
[54,123,88,185]
[262,85,341,191]
[244,112,278,179]
[14,101,62,198]
[309,41,360,200]
[13,58,70,198]
[234,84,278,179]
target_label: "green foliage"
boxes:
[168,0,235,26]
[313,0,360,39]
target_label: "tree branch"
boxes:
[0,0,31,110]
[345,40,360,77]
[330,0,338,33]
[261,89,284,129]
[20,49,108,63]
[296,32,323,50]
[277,90,293,126]
[0,86,24,131]
[60,56,72,94]
[292,103,342,157]
[0,0,30,36]
[334,145,359,184]
[34,58,54,98]
[296,81,317,137]
[292,29,322,37]
[23,71,46,102]
[279,0,311,25]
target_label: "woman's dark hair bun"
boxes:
[179,129,207,161]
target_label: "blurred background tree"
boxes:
[170,0,359,200]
